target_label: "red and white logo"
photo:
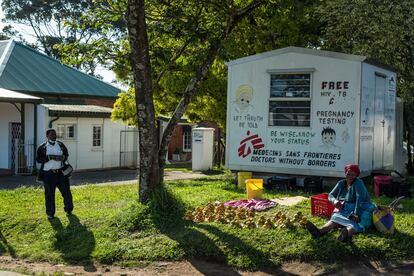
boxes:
[238,130,265,158]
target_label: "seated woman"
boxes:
[306,164,375,242]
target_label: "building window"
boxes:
[269,73,311,127]
[183,130,192,152]
[93,125,102,147]
[56,124,76,139]
[56,125,65,139]
[66,125,75,138]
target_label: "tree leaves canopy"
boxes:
[1,0,109,74]
[65,0,321,127]
[318,0,414,102]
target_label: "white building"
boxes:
[0,40,135,175]
[226,47,403,178]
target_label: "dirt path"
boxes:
[0,256,321,275]
[1,256,414,275]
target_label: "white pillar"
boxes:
[192,127,214,171]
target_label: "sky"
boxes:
[0,5,118,86]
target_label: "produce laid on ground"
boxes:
[184,202,308,229]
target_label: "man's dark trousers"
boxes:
[44,170,73,217]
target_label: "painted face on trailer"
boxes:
[236,91,252,110]
[321,132,336,146]
[234,85,253,112]
[320,127,336,147]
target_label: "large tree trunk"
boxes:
[127,0,160,202]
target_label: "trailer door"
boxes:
[373,74,386,169]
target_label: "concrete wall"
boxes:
[168,125,184,159]
[167,124,195,161]
[47,116,127,170]
[0,102,20,168]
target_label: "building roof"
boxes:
[0,40,121,98]
[226,46,396,72]
[0,87,42,103]
[42,104,113,118]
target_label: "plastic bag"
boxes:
[372,196,404,234]
[61,162,73,177]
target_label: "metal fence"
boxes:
[14,139,35,175]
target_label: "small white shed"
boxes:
[38,104,132,171]
[225,47,400,178]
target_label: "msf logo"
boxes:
[238,131,265,158]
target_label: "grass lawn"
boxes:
[165,162,192,172]
[0,174,413,270]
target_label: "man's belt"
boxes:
[46,169,62,173]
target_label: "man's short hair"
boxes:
[46,128,56,136]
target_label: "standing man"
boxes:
[36,129,73,219]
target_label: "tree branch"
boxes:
[159,0,266,161]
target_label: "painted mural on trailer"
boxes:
[229,79,356,172]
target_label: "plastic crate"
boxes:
[310,193,334,219]
[374,175,393,197]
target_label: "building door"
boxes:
[120,130,139,168]
[373,74,386,169]
[9,122,22,170]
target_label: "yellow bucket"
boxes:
[237,171,252,189]
[246,179,263,199]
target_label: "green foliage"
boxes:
[223,0,322,59]
[111,88,138,126]
[58,0,323,127]
[318,0,414,103]
[2,0,323,150]
[1,176,414,270]
[1,0,112,75]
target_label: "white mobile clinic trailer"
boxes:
[226,47,403,178]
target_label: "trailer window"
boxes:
[269,73,311,127]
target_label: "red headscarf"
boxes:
[344,164,360,176]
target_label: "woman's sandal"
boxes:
[337,227,349,242]
[305,221,321,238]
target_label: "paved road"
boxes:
[0,168,210,190]
[0,272,26,276]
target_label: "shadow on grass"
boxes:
[200,169,227,176]
[165,162,192,171]
[49,214,96,272]
[339,229,414,274]
[305,225,414,268]
[147,186,295,274]
[184,177,235,184]
[0,229,16,257]
[168,177,235,189]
